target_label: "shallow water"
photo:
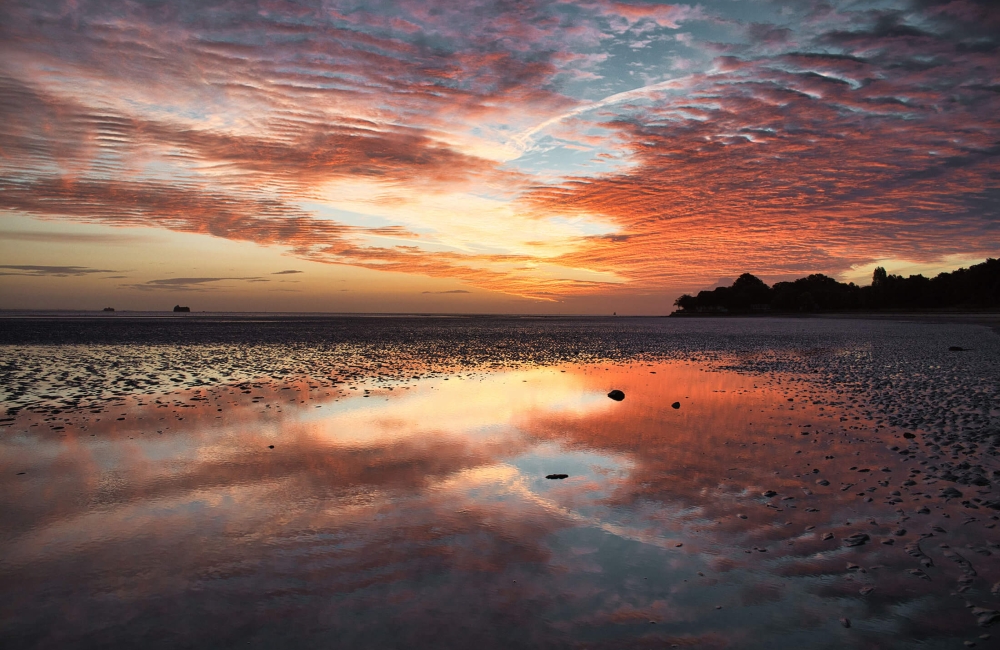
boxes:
[2,317,999,648]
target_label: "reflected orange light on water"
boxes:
[0,360,990,648]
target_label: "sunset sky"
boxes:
[1,0,997,313]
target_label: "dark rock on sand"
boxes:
[762,490,777,497]
[671,401,680,409]
[949,346,966,352]
[840,618,851,628]
[941,487,964,499]
[843,533,870,547]
[546,474,569,479]
[607,390,625,401]
[903,432,916,439]
[972,608,1000,627]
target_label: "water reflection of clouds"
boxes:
[303,368,612,447]
[0,360,992,648]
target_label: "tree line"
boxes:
[672,258,1000,313]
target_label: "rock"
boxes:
[916,506,930,514]
[893,528,907,536]
[762,490,777,497]
[903,432,916,439]
[992,582,1000,596]
[941,487,964,499]
[822,532,834,540]
[840,617,851,628]
[671,401,681,409]
[972,608,1000,627]
[102,307,115,312]
[737,514,748,519]
[816,479,830,486]
[843,533,870,547]
[545,474,569,479]
[607,390,625,401]
[268,445,274,449]
[949,346,966,352]
[173,305,191,312]
[908,568,931,580]
[860,586,875,595]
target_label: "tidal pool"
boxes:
[4,354,999,649]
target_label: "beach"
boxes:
[2,315,999,648]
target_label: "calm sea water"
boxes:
[2,315,999,648]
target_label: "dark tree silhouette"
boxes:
[672,258,1000,313]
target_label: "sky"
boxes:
[0,0,997,314]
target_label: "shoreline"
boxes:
[669,310,1000,333]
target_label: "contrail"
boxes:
[508,74,695,154]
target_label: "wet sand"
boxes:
[1,316,998,648]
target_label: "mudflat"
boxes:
[1,316,998,649]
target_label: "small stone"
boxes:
[860,586,875,595]
[671,401,681,409]
[940,487,963,499]
[903,432,916,439]
[607,390,625,401]
[816,479,830,486]
[762,490,777,497]
[737,514,748,519]
[843,533,870,547]
[840,617,851,628]
[822,532,834,540]
[973,608,1000,627]
[268,445,274,449]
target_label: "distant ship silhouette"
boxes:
[173,305,191,312]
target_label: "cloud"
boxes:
[0,230,155,244]
[422,289,472,294]
[0,0,997,303]
[123,277,265,291]
[0,265,118,277]
[272,270,304,275]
